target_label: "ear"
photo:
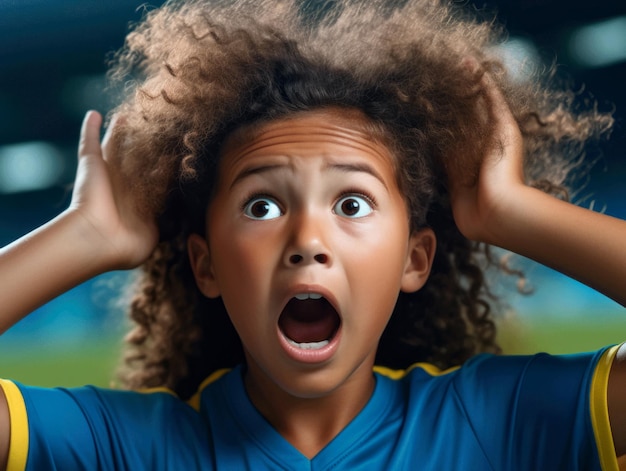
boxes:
[187,233,221,298]
[400,228,436,293]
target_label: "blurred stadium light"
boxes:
[0,142,65,193]
[569,16,626,68]
[494,36,541,83]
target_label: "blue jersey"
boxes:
[1,346,620,470]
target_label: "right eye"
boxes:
[243,197,282,220]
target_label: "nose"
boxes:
[283,211,332,267]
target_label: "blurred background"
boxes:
[0,0,624,387]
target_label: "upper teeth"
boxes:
[294,293,322,300]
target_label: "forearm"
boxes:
[489,186,626,306]
[0,210,112,333]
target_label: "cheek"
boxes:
[208,220,281,298]
[350,214,410,267]
[343,241,398,278]
[207,236,267,333]
[343,220,409,295]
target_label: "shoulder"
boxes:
[375,347,613,388]
[16,381,199,423]
[372,348,615,440]
[373,347,618,471]
[391,347,614,407]
[2,380,211,470]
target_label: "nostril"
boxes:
[314,254,328,264]
[289,254,303,264]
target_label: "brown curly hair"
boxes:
[107,0,613,399]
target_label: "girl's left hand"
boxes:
[446,74,527,246]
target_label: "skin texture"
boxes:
[187,109,436,456]
[0,75,625,466]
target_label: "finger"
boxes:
[101,113,121,147]
[481,74,522,151]
[79,111,103,159]
[480,75,525,181]
[101,113,125,164]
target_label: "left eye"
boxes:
[333,195,373,218]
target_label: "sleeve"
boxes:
[452,345,620,471]
[0,380,210,471]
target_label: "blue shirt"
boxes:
[1,346,620,470]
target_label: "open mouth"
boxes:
[278,294,341,350]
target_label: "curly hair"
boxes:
[107,0,613,399]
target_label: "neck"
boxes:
[243,363,376,459]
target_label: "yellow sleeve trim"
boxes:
[0,379,28,471]
[590,345,621,471]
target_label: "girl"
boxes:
[0,0,624,469]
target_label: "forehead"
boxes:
[218,108,396,173]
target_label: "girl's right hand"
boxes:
[0,111,159,331]
[70,111,158,270]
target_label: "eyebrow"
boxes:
[230,161,388,189]
[323,161,388,190]
[230,164,284,189]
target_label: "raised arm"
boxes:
[447,74,626,460]
[448,75,626,308]
[0,111,159,469]
[0,111,158,332]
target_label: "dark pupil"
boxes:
[342,199,359,215]
[251,201,270,217]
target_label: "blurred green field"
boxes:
[0,316,624,388]
[0,339,121,388]
[497,316,626,355]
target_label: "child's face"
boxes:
[188,108,435,400]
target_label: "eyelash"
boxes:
[336,188,378,209]
[240,192,281,212]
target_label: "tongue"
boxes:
[279,298,339,343]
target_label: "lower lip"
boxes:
[277,326,342,364]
